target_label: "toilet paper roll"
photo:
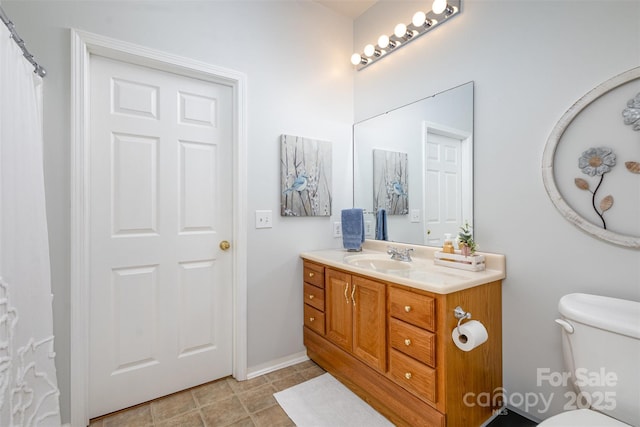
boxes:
[451,320,488,351]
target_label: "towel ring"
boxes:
[453,306,471,335]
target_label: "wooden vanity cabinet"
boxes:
[302,259,503,427]
[303,261,325,335]
[388,287,438,405]
[325,268,386,373]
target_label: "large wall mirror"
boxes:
[353,81,474,247]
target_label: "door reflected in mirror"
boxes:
[353,81,474,247]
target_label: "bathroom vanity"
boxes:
[300,240,506,427]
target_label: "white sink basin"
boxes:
[343,252,476,284]
[344,254,413,272]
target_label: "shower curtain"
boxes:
[0,23,61,426]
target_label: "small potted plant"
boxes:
[458,221,477,256]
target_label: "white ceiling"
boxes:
[314,0,378,19]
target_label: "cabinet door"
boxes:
[352,276,387,373]
[325,269,352,352]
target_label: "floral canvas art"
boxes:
[280,135,332,216]
[373,149,408,215]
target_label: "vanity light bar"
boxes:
[351,0,461,71]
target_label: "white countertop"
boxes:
[301,240,506,294]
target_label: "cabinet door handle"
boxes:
[405,372,412,380]
[309,317,315,322]
[344,282,350,304]
[308,272,315,278]
[404,305,412,313]
[351,284,356,306]
[308,294,314,300]
[404,339,411,346]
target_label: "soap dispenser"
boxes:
[443,233,455,254]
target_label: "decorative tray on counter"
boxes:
[434,251,486,271]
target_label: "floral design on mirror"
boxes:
[575,147,616,229]
[542,66,640,248]
[622,92,639,131]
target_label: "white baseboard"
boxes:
[246,351,309,380]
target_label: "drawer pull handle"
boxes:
[344,283,350,304]
[404,305,412,313]
[405,372,412,380]
[404,339,411,346]
[351,284,356,306]
[309,317,315,322]
[308,272,315,278]
[308,294,314,300]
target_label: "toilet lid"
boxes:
[538,409,630,427]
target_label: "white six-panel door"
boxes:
[424,131,464,246]
[89,55,233,417]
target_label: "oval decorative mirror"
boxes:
[542,66,640,248]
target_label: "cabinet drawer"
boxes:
[303,262,325,288]
[304,282,325,311]
[304,304,325,335]
[389,349,436,404]
[389,287,435,331]
[389,318,436,367]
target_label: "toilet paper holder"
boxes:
[454,306,472,335]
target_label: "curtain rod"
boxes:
[0,5,46,77]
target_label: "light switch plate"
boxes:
[365,221,373,237]
[410,209,421,223]
[255,210,272,228]
[333,221,342,237]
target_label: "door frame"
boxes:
[70,29,248,426]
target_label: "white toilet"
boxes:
[538,293,640,426]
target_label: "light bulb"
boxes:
[364,44,376,57]
[378,34,390,49]
[412,11,426,27]
[350,53,363,65]
[432,0,447,14]
[394,23,407,38]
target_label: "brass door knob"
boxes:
[404,305,412,313]
[405,372,412,380]
[308,295,314,299]
[219,240,231,251]
[404,339,411,346]
[309,272,315,278]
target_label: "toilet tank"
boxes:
[558,293,640,426]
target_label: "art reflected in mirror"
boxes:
[280,134,332,217]
[542,67,640,248]
[373,149,408,215]
[353,81,474,247]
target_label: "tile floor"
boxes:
[89,359,539,427]
[89,360,325,427]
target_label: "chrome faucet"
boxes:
[387,246,414,262]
